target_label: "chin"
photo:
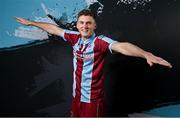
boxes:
[81,34,90,38]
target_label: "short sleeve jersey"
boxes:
[61,29,117,103]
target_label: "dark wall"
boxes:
[0,39,73,116]
[96,0,180,116]
[0,0,180,117]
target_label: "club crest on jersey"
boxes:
[73,51,94,60]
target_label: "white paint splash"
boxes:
[85,0,104,15]
[14,17,58,40]
[41,3,61,18]
[85,0,98,7]
[15,26,49,40]
[41,3,50,15]
[117,0,151,9]
[14,0,105,40]
[34,16,57,25]
[97,2,104,15]
[14,3,59,40]
[6,31,12,37]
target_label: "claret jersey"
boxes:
[61,29,117,103]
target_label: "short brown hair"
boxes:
[77,9,96,22]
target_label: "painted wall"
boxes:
[0,0,88,48]
[0,0,180,117]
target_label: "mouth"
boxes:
[81,29,89,32]
[81,30,89,35]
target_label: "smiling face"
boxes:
[76,15,96,40]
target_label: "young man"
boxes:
[16,9,172,117]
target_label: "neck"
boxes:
[81,37,88,40]
[81,33,95,40]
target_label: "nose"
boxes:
[82,23,88,29]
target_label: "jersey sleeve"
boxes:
[60,29,80,46]
[97,35,117,53]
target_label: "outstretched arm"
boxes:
[111,42,172,68]
[15,17,64,36]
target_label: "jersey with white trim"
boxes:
[61,30,117,103]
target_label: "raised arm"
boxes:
[15,17,64,36]
[111,42,172,68]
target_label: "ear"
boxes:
[76,22,79,29]
[94,23,97,29]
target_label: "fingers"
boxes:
[15,17,30,25]
[148,57,172,68]
[155,56,172,68]
[157,60,172,68]
[15,17,22,21]
[146,54,172,68]
[147,60,153,67]
[15,17,20,19]
[15,17,23,23]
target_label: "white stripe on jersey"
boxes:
[73,54,77,97]
[80,39,95,103]
[98,35,117,53]
[61,29,80,41]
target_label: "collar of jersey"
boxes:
[79,33,96,45]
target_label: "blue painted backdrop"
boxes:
[0,0,87,48]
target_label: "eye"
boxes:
[86,22,92,25]
[79,21,84,24]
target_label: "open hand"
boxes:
[145,52,172,68]
[15,17,32,26]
